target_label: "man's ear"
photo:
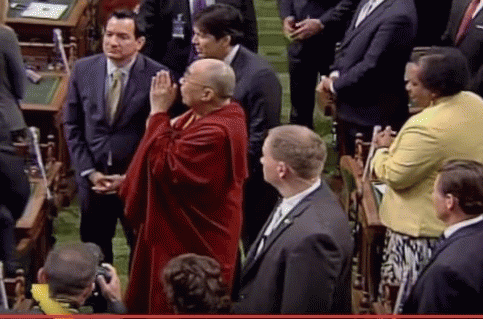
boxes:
[277,161,289,178]
[221,34,231,47]
[201,87,216,101]
[37,268,48,284]
[445,193,458,211]
[136,36,146,51]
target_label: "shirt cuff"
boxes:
[80,168,95,177]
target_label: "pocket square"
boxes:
[476,25,483,29]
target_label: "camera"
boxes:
[84,243,112,312]
[96,265,112,284]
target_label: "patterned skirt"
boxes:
[378,228,438,307]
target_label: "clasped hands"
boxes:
[90,171,125,195]
[374,126,397,148]
[283,16,323,41]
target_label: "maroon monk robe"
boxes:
[119,102,248,314]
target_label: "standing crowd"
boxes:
[2,0,483,314]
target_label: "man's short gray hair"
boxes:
[43,242,98,298]
[267,125,327,179]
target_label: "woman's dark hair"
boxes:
[193,4,244,45]
[410,46,469,97]
[162,253,231,314]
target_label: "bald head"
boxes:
[190,59,236,99]
[266,125,327,179]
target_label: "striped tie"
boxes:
[107,69,123,124]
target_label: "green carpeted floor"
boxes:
[53,0,337,292]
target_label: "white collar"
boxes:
[444,214,483,238]
[278,179,321,222]
[224,44,240,66]
[106,55,137,77]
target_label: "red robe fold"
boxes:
[119,103,248,314]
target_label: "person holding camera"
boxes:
[30,242,126,315]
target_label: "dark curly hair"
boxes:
[410,46,469,97]
[162,253,231,314]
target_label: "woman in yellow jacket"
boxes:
[372,46,483,297]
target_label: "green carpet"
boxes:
[53,197,130,289]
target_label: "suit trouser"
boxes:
[78,185,134,264]
[288,38,333,128]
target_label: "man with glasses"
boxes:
[117,59,249,313]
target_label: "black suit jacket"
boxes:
[0,113,29,222]
[138,0,258,77]
[63,54,166,187]
[278,0,359,57]
[442,0,483,93]
[230,46,282,173]
[233,182,353,313]
[332,0,417,128]
[403,219,483,314]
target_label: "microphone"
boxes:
[29,127,53,200]
[53,28,71,75]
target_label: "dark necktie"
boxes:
[455,0,481,45]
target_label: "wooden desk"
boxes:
[21,72,69,164]
[340,155,386,313]
[7,0,90,57]
[19,71,76,207]
[21,72,69,113]
[15,161,62,287]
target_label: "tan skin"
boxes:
[282,16,324,41]
[374,62,438,148]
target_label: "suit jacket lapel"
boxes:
[256,200,310,256]
[421,219,483,274]
[243,198,282,271]
[347,0,369,31]
[96,56,108,123]
[111,55,143,126]
[242,186,321,277]
[340,0,394,49]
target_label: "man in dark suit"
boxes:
[64,10,166,263]
[442,0,483,96]
[278,0,359,128]
[233,125,353,313]
[137,0,258,79]
[0,113,29,275]
[403,159,483,314]
[319,0,417,155]
[193,4,282,248]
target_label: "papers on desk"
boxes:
[20,2,68,20]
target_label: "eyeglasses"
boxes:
[179,71,231,98]
[179,76,211,89]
